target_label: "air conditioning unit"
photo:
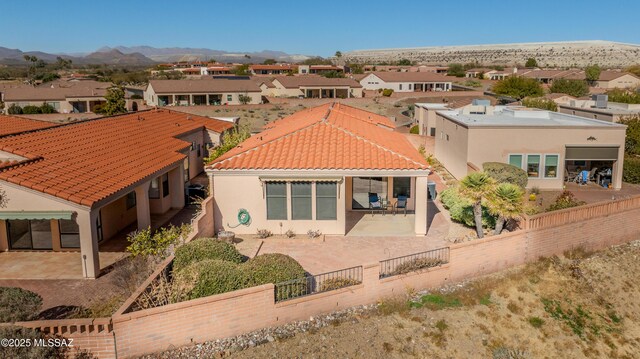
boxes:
[592,94,608,109]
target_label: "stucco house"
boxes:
[144,78,263,106]
[359,72,453,92]
[3,80,111,114]
[0,109,234,278]
[434,105,627,190]
[266,76,363,98]
[207,103,431,237]
[558,98,640,123]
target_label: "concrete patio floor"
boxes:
[346,211,416,236]
[0,251,127,280]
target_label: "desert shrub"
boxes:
[409,125,419,134]
[285,229,296,238]
[243,253,306,286]
[522,96,558,111]
[0,287,42,322]
[549,78,589,97]
[391,257,445,276]
[127,224,190,258]
[172,259,247,301]
[0,326,66,358]
[546,191,586,212]
[40,103,57,113]
[483,162,528,188]
[173,238,244,271]
[319,277,360,292]
[381,88,393,97]
[623,156,640,184]
[439,187,496,228]
[7,103,22,114]
[307,229,322,238]
[22,105,42,114]
[256,229,272,238]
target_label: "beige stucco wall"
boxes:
[596,74,640,89]
[415,107,441,136]
[558,106,617,123]
[145,85,262,106]
[99,194,137,240]
[434,114,626,190]
[211,175,347,236]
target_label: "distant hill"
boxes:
[83,49,156,65]
[0,46,154,66]
[98,45,312,63]
[343,40,640,67]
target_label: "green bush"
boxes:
[172,259,247,301]
[483,162,528,188]
[0,287,42,322]
[547,191,586,212]
[522,97,558,111]
[549,78,589,97]
[440,187,496,228]
[21,105,42,114]
[318,277,360,292]
[127,224,190,258]
[40,103,58,114]
[381,88,393,97]
[7,103,22,114]
[243,253,306,286]
[173,238,244,271]
[623,156,640,184]
[409,125,419,134]
[0,326,66,358]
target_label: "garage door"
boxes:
[565,146,619,160]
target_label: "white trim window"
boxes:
[526,155,541,178]
[508,154,524,169]
[544,154,559,178]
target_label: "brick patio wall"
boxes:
[8,199,640,358]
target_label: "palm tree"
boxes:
[459,172,495,238]
[487,183,524,235]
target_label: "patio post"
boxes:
[169,165,186,209]
[78,209,100,278]
[135,181,151,231]
[414,176,428,236]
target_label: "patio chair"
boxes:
[394,195,408,216]
[368,193,382,215]
[588,167,598,183]
[579,170,590,185]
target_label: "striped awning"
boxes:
[0,211,74,220]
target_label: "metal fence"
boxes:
[274,266,363,303]
[379,247,450,279]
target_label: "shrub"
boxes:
[391,257,445,276]
[307,229,322,238]
[127,224,190,258]
[528,316,545,328]
[409,125,419,134]
[173,238,244,271]
[439,187,496,228]
[243,253,306,286]
[22,105,42,114]
[0,326,66,358]
[285,229,296,238]
[483,162,528,188]
[7,103,22,114]
[623,156,640,184]
[40,103,57,113]
[318,277,360,292]
[381,88,393,97]
[172,259,247,301]
[549,78,589,97]
[493,76,543,100]
[546,191,586,211]
[522,97,558,111]
[0,287,42,322]
[256,229,272,238]
[238,93,252,105]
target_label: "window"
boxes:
[316,182,337,220]
[544,155,559,178]
[184,158,190,183]
[291,182,312,220]
[508,154,523,169]
[409,84,412,90]
[197,144,201,157]
[266,182,287,220]
[162,173,169,197]
[227,94,233,101]
[399,84,403,90]
[7,219,52,250]
[96,211,103,242]
[527,155,541,178]
[149,177,160,199]
[59,219,80,248]
[126,191,136,210]
[392,177,411,198]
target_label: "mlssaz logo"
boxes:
[587,136,597,141]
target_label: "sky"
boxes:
[1,0,639,57]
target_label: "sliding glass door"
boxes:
[352,177,388,209]
[7,219,53,250]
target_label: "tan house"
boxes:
[434,105,627,190]
[3,80,112,114]
[145,78,263,106]
[298,65,344,75]
[558,98,640,123]
[207,103,431,236]
[593,71,640,89]
[359,72,453,92]
[465,68,496,79]
[266,76,363,98]
[249,64,296,75]
[0,109,234,278]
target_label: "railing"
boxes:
[379,247,450,279]
[274,266,363,303]
[523,194,640,230]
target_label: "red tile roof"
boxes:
[0,109,234,207]
[208,103,428,171]
[0,115,59,137]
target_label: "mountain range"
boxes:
[0,45,313,66]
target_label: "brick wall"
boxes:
[10,202,640,358]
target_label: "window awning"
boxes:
[565,146,619,161]
[259,177,343,183]
[0,211,74,220]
